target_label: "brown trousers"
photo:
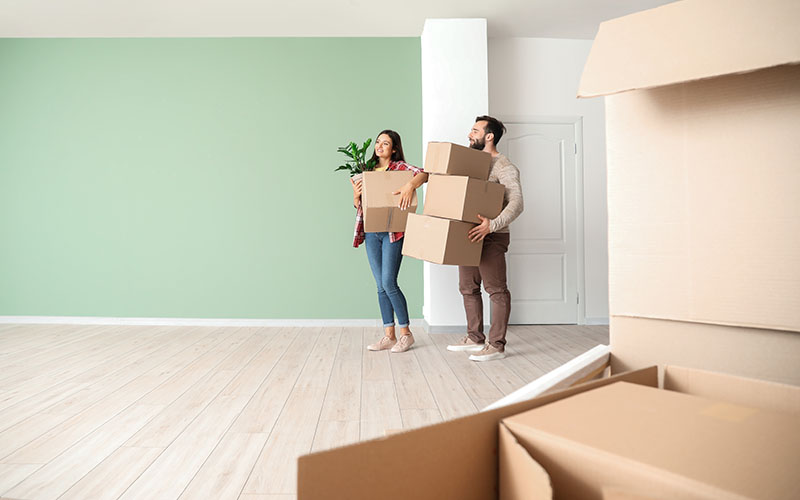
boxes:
[458,232,511,348]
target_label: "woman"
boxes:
[351,130,428,353]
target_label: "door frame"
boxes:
[497,115,587,325]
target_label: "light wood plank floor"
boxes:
[0,323,608,500]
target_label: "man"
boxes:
[447,116,523,361]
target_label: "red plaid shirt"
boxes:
[353,160,424,248]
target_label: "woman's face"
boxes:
[375,134,394,161]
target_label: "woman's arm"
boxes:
[351,177,363,208]
[395,172,428,211]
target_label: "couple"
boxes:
[351,116,524,362]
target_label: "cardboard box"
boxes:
[298,366,658,500]
[298,365,799,499]
[401,213,482,266]
[361,171,417,232]
[423,174,505,224]
[500,380,800,500]
[577,0,800,383]
[424,142,492,180]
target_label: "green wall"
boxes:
[0,38,423,319]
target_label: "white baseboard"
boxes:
[584,317,610,326]
[0,316,427,328]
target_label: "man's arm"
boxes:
[489,163,524,233]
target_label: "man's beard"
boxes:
[469,137,486,150]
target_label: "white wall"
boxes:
[421,19,489,328]
[488,37,609,323]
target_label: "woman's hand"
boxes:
[393,183,415,211]
[351,177,363,208]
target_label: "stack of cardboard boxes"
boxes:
[402,142,505,266]
[301,0,800,498]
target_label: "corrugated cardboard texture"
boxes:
[362,171,416,232]
[606,64,800,332]
[297,367,658,500]
[503,382,800,500]
[424,142,491,180]
[402,213,482,266]
[610,316,800,386]
[424,174,505,223]
[578,0,800,97]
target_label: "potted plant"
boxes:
[335,138,377,182]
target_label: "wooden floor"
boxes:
[0,323,608,500]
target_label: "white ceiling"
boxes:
[0,0,674,39]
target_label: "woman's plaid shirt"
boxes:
[352,160,424,248]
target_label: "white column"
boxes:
[421,18,488,330]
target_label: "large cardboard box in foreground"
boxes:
[361,171,417,232]
[299,365,800,499]
[577,0,800,384]
[424,141,492,179]
[299,367,657,500]
[423,173,505,223]
[500,381,800,500]
[401,213,482,266]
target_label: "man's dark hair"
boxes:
[475,115,506,145]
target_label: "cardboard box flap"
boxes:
[499,423,552,500]
[503,382,800,500]
[578,0,800,98]
[663,365,800,415]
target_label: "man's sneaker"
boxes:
[367,336,396,351]
[469,344,506,362]
[446,335,484,352]
[390,334,415,353]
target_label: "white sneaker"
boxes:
[446,335,484,352]
[469,344,506,362]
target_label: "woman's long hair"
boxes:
[369,129,406,164]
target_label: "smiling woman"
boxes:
[350,130,427,351]
[0,37,423,321]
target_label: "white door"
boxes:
[497,121,581,324]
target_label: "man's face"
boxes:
[469,121,488,150]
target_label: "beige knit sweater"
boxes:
[488,153,524,233]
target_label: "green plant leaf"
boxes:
[335,137,379,175]
[337,145,356,162]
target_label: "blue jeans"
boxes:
[365,232,410,328]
